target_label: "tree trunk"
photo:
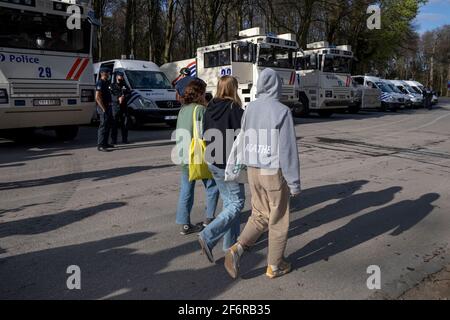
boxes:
[163,0,177,63]
[124,0,133,57]
[447,62,450,97]
[148,0,159,61]
[93,0,106,61]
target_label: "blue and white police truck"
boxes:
[0,0,98,140]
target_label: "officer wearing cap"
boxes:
[110,70,131,144]
[95,68,114,152]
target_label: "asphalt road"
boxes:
[1,101,449,300]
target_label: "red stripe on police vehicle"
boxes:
[73,58,90,81]
[289,72,296,85]
[346,76,352,87]
[66,58,83,80]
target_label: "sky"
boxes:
[414,0,450,33]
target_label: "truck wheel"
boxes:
[55,126,79,141]
[318,110,333,118]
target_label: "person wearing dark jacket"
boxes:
[197,76,246,263]
[110,71,131,144]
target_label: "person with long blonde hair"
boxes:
[197,75,246,263]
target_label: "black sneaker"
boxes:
[106,144,115,148]
[180,223,204,235]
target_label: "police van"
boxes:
[94,60,180,127]
[352,76,407,111]
[385,80,413,109]
[351,75,382,110]
[404,80,438,105]
[390,80,424,108]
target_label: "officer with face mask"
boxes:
[110,71,131,144]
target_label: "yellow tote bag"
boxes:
[189,106,213,181]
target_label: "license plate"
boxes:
[164,116,177,120]
[339,95,346,99]
[33,99,61,106]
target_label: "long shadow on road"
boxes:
[0,202,127,238]
[289,193,439,269]
[0,231,264,300]
[244,192,439,279]
[0,125,175,166]
[242,185,403,278]
[0,165,175,191]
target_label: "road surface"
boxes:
[1,102,449,300]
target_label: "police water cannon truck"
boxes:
[161,27,302,112]
[295,41,354,117]
[0,0,98,140]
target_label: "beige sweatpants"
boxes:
[239,167,290,266]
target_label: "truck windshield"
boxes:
[0,8,91,54]
[322,55,352,74]
[125,71,172,90]
[232,43,253,62]
[296,54,318,70]
[258,46,295,69]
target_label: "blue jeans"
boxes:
[176,167,219,225]
[200,164,246,251]
[97,106,112,147]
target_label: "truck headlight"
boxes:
[81,89,95,102]
[0,89,9,104]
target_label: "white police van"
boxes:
[94,60,180,127]
[390,80,424,108]
[405,80,438,105]
[352,76,404,111]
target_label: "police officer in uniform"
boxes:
[110,71,131,144]
[95,68,114,152]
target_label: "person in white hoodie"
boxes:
[224,68,301,279]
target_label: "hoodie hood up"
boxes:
[256,68,282,100]
[207,98,235,121]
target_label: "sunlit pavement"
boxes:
[1,101,449,299]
